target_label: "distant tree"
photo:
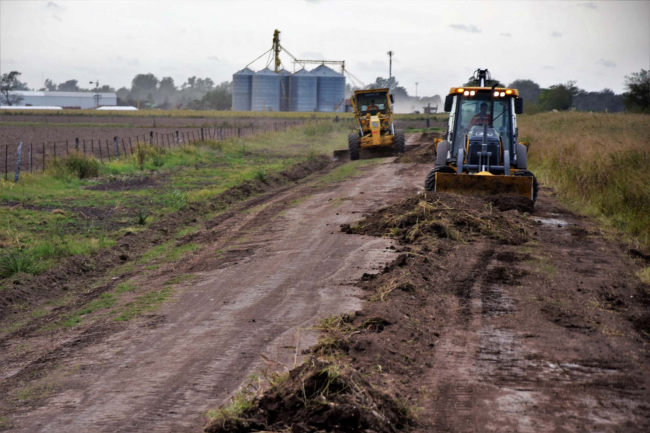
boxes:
[95,85,115,93]
[508,79,541,104]
[131,73,159,99]
[195,78,215,92]
[0,71,26,106]
[573,88,625,113]
[159,77,177,93]
[44,78,57,91]
[187,81,231,110]
[622,69,650,113]
[366,76,398,90]
[57,79,81,92]
[538,81,579,111]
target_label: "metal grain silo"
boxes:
[279,69,291,112]
[289,69,317,112]
[251,68,281,112]
[312,64,346,112]
[232,67,254,111]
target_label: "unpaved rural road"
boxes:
[3,161,430,432]
[2,154,649,432]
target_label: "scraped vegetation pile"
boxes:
[393,140,436,164]
[206,192,535,432]
[205,359,406,433]
[343,192,531,245]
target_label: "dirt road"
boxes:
[1,160,430,432]
[2,154,649,432]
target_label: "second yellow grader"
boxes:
[346,88,405,160]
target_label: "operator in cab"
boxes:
[366,99,380,113]
[468,102,490,128]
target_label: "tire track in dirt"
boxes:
[419,194,650,432]
[5,161,430,432]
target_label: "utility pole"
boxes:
[415,82,418,98]
[89,80,101,108]
[387,51,393,95]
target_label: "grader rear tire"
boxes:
[394,130,405,154]
[348,133,360,161]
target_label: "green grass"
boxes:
[115,287,173,321]
[521,112,650,249]
[315,159,382,185]
[0,122,349,282]
[638,267,650,285]
[14,383,59,402]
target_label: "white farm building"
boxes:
[7,91,117,109]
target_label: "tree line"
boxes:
[0,71,231,110]
[464,70,649,113]
[2,69,648,113]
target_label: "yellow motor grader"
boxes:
[425,69,538,202]
[335,88,405,161]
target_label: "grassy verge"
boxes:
[0,121,348,283]
[520,112,650,249]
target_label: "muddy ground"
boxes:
[1,148,648,432]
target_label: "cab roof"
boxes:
[449,87,520,97]
[354,88,389,96]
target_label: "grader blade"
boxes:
[435,172,534,200]
[332,144,420,162]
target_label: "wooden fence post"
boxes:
[29,143,33,173]
[114,136,120,159]
[66,140,69,155]
[4,145,8,180]
[83,139,87,155]
[75,137,79,151]
[201,127,204,141]
[91,139,94,157]
[121,138,127,157]
[54,142,57,162]
[42,143,45,172]
[150,131,153,145]
[99,140,103,162]
[176,131,180,144]
[128,137,134,154]
[106,140,112,162]
[14,142,22,182]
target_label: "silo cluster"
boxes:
[232,68,254,111]
[231,65,345,112]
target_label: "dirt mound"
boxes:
[394,141,436,164]
[486,194,535,213]
[205,360,406,433]
[343,192,532,245]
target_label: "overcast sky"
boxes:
[1,0,648,96]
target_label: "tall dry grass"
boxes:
[519,112,650,248]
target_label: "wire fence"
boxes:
[1,118,437,182]
[1,120,307,182]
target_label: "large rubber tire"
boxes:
[425,166,456,192]
[514,170,539,202]
[394,130,405,154]
[516,143,528,170]
[435,141,449,167]
[348,133,360,161]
